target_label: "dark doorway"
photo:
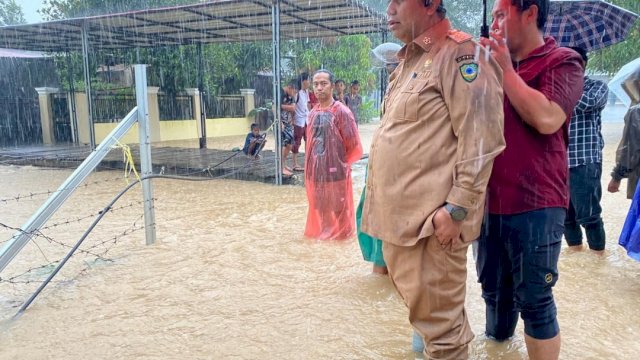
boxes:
[52,94,72,143]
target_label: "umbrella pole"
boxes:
[481,0,489,38]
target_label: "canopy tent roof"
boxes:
[0,48,48,58]
[0,0,387,52]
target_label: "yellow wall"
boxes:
[95,123,140,144]
[206,117,253,137]
[94,117,252,144]
[159,120,199,142]
[75,93,91,145]
[158,117,252,141]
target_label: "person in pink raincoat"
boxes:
[304,70,363,240]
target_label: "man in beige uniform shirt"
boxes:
[361,1,505,358]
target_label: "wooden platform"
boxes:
[0,144,304,185]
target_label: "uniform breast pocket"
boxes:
[399,79,431,122]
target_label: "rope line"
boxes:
[113,140,141,184]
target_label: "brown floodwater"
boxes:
[0,122,638,359]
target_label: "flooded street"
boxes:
[1,121,639,359]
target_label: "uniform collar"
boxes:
[398,18,451,60]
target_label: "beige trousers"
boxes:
[383,236,473,360]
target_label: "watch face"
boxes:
[451,208,466,221]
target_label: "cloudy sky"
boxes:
[22,0,45,24]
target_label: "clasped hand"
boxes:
[432,207,462,249]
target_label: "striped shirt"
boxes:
[568,77,608,168]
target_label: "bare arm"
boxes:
[480,33,584,135]
[281,104,295,112]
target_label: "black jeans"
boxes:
[565,162,606,251]
[476,208,565,340]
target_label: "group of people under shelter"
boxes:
[258,1,639,359]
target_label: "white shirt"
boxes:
[294,89,310,127]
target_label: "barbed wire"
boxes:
[0,213,146,285]
[1,155,263,205]
[1,201,151,282]
[0,168,265,308]
[82,213,146,258]
[0,263,60,285]
[0,176,129,205]
[40,200,149,231]
[1,199,149,242]
[1,221,108,262]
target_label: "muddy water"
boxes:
[0,122,638,359]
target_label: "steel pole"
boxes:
[134,65,157,245]
[66,51,79,144]
[197,43,207,149]
[81,22,96,149]
[272,0,283,185]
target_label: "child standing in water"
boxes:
[334,79,346,104]
[344,80,362,124]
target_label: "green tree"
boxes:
[588,0,639,75]
[37,0,376,122]
[39,0,201,20]
[38,0,374,99]
[276,35,377,121]
[0,0,26,25]
[287,35,374,90]
[363,0,488,36]
[39,0,236,96]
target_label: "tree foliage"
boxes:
[285,35,375,89]
[362,0,488,36]
[38,0,375,101]
[39,0,266,95]
[588,0,639,75]
[0,0,26,26]
[39,0,200,20]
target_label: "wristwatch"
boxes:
[444,203,467,221]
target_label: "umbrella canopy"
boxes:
[608,57,640,108]
[544,0,639,52]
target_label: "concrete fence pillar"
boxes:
[35,87,59,145]
[147,87,161,142]
[240,89,255,117]
[185,88,203,138]
[73,92,90,145]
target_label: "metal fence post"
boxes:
[134,64,157,245]
[81,22,96,150]
[272,0,283,185]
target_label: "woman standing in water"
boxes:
[356,42,401,274]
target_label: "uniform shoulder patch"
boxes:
[447,30,472,44]
[459,63,478,83]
